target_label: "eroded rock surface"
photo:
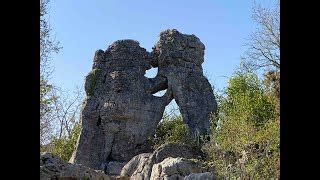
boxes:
[69,29,217,176]
[184,172,215,180]
[152,29,217,137]
[70,40,173,170]
[120,143,203,179]
[150,157,207,180]
[106,161,127,176]
[40,152,112,180]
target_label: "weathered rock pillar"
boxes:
[152,29,217,137]
[70,40,172,170]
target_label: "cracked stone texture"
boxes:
[40,152,112,180]
[184,172,215,180]
[150,157,207,180]
[152,29,217,137]
[120,143,202,179]
[69,40,173,170]
[69,29,218,173]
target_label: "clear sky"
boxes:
[48,0,270,94]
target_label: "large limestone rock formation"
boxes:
[69,29,217,176]
[152,29,217,137]
[69,40,173,170]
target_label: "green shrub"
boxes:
[203,70,280,179]
[41,122,81,162]
[152,115,189,149]
[85,69,98,96]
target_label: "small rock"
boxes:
[150,157,206,180]
[120,143,203,179]
[184,172,215,180]
[40,152,112,180]
[106,161,127,176]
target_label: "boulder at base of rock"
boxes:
[106,161,127,176]
[150,157,207,180]
[40,152,112,180]
[120,143,203,179]
[120,153,152,178]
[184,172,215,180]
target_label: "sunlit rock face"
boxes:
[69,39,172,170]
[69,29,217,172]
[152,29,217,137]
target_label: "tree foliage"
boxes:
[51,87,84,139]
[40,0,61,78]
[151,115,191,149]
[40,0,62,145]
[40,77,57,144]
[152,68,280,179]
[220,71,275,129]
[40,1,84,161]
[203,68,280,179]
[42,122,81,162]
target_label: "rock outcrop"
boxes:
[68,29,217,176]
[150,157,208,180]
[106,161,127,176]
[184,172,215,180]
[69,40,173,170]
[40,152,112,180]
[41,152,214,179]
[120,143,203,179]
[151,29,217,137]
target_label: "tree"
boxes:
[40,86,84,161]
[40,1,85,162]
[152,115,190,149]
[244,0,280,71]
[40,0,62,145]
[40,77,56,144]
[40,0,61,78]
[51,87,84,139]
[203,69,280,179]
[205,1,281,178]
[43,121,82,162]
[242,0,280,106]
[40,85,84,149]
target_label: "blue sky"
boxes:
[48,0,269,94]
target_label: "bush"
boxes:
[41,122,81,162]
[203,70,280,179]
[151,115,189,149]
[151,114,208,151]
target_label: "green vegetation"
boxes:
[86,69,98,96]
[151,114,210,151]
[40,1,83,162]
[207,68,279,179]
[152,68,280,179]
[40,0,62,145]
[151,115,191,149]
[41,122,81,162]
[40,0,279,178]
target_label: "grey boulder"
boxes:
[40,152,112,180]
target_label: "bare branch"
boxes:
[244,0,280,71]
